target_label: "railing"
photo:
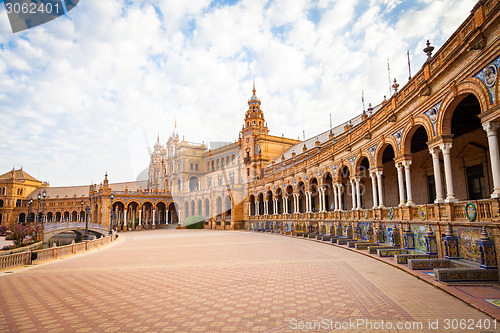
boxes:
[44,222,108,233]
[247,199,499,223]
[0,234,117,270]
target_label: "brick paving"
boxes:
[0,230,497,332]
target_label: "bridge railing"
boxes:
[0,234,118,270]
[43,222,108,233]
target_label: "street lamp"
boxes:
[41,189,46,225]
[37,192,41,223]
[109,194,114,235]
[27,198,33,223]
[80,200,84,224]
[84,206,90,240]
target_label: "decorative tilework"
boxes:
[410,224,430,252]
[474,55,500,104]
[455,227,481,263]
[393,129,403,151]
[424,102,441,136]
[368,145,377,164]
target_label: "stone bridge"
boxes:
[42,222,109,242]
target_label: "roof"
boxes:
[0,169,41,183]
[271,104,383,164]
[32,180,148,199]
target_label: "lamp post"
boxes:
[41,189,46,225]
[80,200,84,224]
[84,206,90,240]
[109,194,114,235]
[37,193,41,223]
[27,198,33,223]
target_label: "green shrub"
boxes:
[182,215,204,228]
[186,222,203,229]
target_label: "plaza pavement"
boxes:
[0,229,497,333]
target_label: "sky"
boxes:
[0,0,477,186]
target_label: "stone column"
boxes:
[283,197,287,214]
[483,122,500,198]
[255,201,259,215]
[350,179,356,210]
[124,209,127,227]
[332,184,338,211]
[317,189,323,212]
[403,160,414,206]
[152,209,156,225]
[322,188,327,212]
[396,163,406,206]
[370,173,378,209]
[429,147,445,203]
[440,142,457,202]
[138,209,142,226]
[337,184,343,211]
[355,178,362,210]
[376,171,385,208]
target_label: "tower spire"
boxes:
[252,79,256,96]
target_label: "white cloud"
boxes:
[0,0,477,186]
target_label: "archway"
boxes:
[71,211,78,222]
[324,172,333,211]
[55,212,62,222]
[112,202,125,228]
[310,178,319,212]
[197,199,202,216]
[380,144,397,207]
[126,201,140,228]
[204,199,210,218]
[156,202,167,224]
[448,94,489,200]
[257,193,264,215]
[286,185,294,214]
[18,213,26,223]
[356,157,371,209]
[407,125,432,203]
[225,196,232,219]
[142,202,154,228]
[190,200,195,216]
[249,195,255,216]
[216,197,223,219]
[276,187,283,214]
[266,190,273,215]
[340,166,350,210]
[168,202,179,224]
[297,181,305,213]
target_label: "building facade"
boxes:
[0,0,499,270]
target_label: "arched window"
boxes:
[226,156,229,165]
[217,159,220,169]
[0,199,3,208]
[16,199,21,207]
[211,161,214,170]
[221,158,225,168]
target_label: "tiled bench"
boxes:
[307,233,319,239]
[347,241,374,249]
[367,245,397,254]
[435,267,498,282]
[319,235,332,241]
[354,242,377,250]
[394,253,437,265]
[377,248,408,257]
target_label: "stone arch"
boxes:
[307,175,319,189]
[401,117,434,155]
[374,138,398,167]
[437,78,490,136]
[335,161,352,180]
[354,152,373,174]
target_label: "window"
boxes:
[190,163,193,170]
[16,199,21,207]
[232,154,235,165]
[226,156,229,166]
[0,199,3,208]
[207,177,212,188]
[427,175,436,204]
[467,164,486,200]
[217,159,220,169]
[218,176,222,186]
[195,164,198,170]
[221,158,224,168]
[211,161,214,170]
[247,168,250,176]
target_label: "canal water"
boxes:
[45,231,82,248]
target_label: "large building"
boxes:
[0,0,499,270]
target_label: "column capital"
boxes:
[439,142,453,154]
[375,170,384,177]
[428,146,440,159]
[395,162,404,171]
[482,122,500,136]
[369,172,377,179]
[402,160,412,168]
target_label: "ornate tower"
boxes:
[241,83,269,182]
[147,134,167,191]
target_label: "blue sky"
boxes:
[0,0,477,186]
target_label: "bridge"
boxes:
[42,222,109,242]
